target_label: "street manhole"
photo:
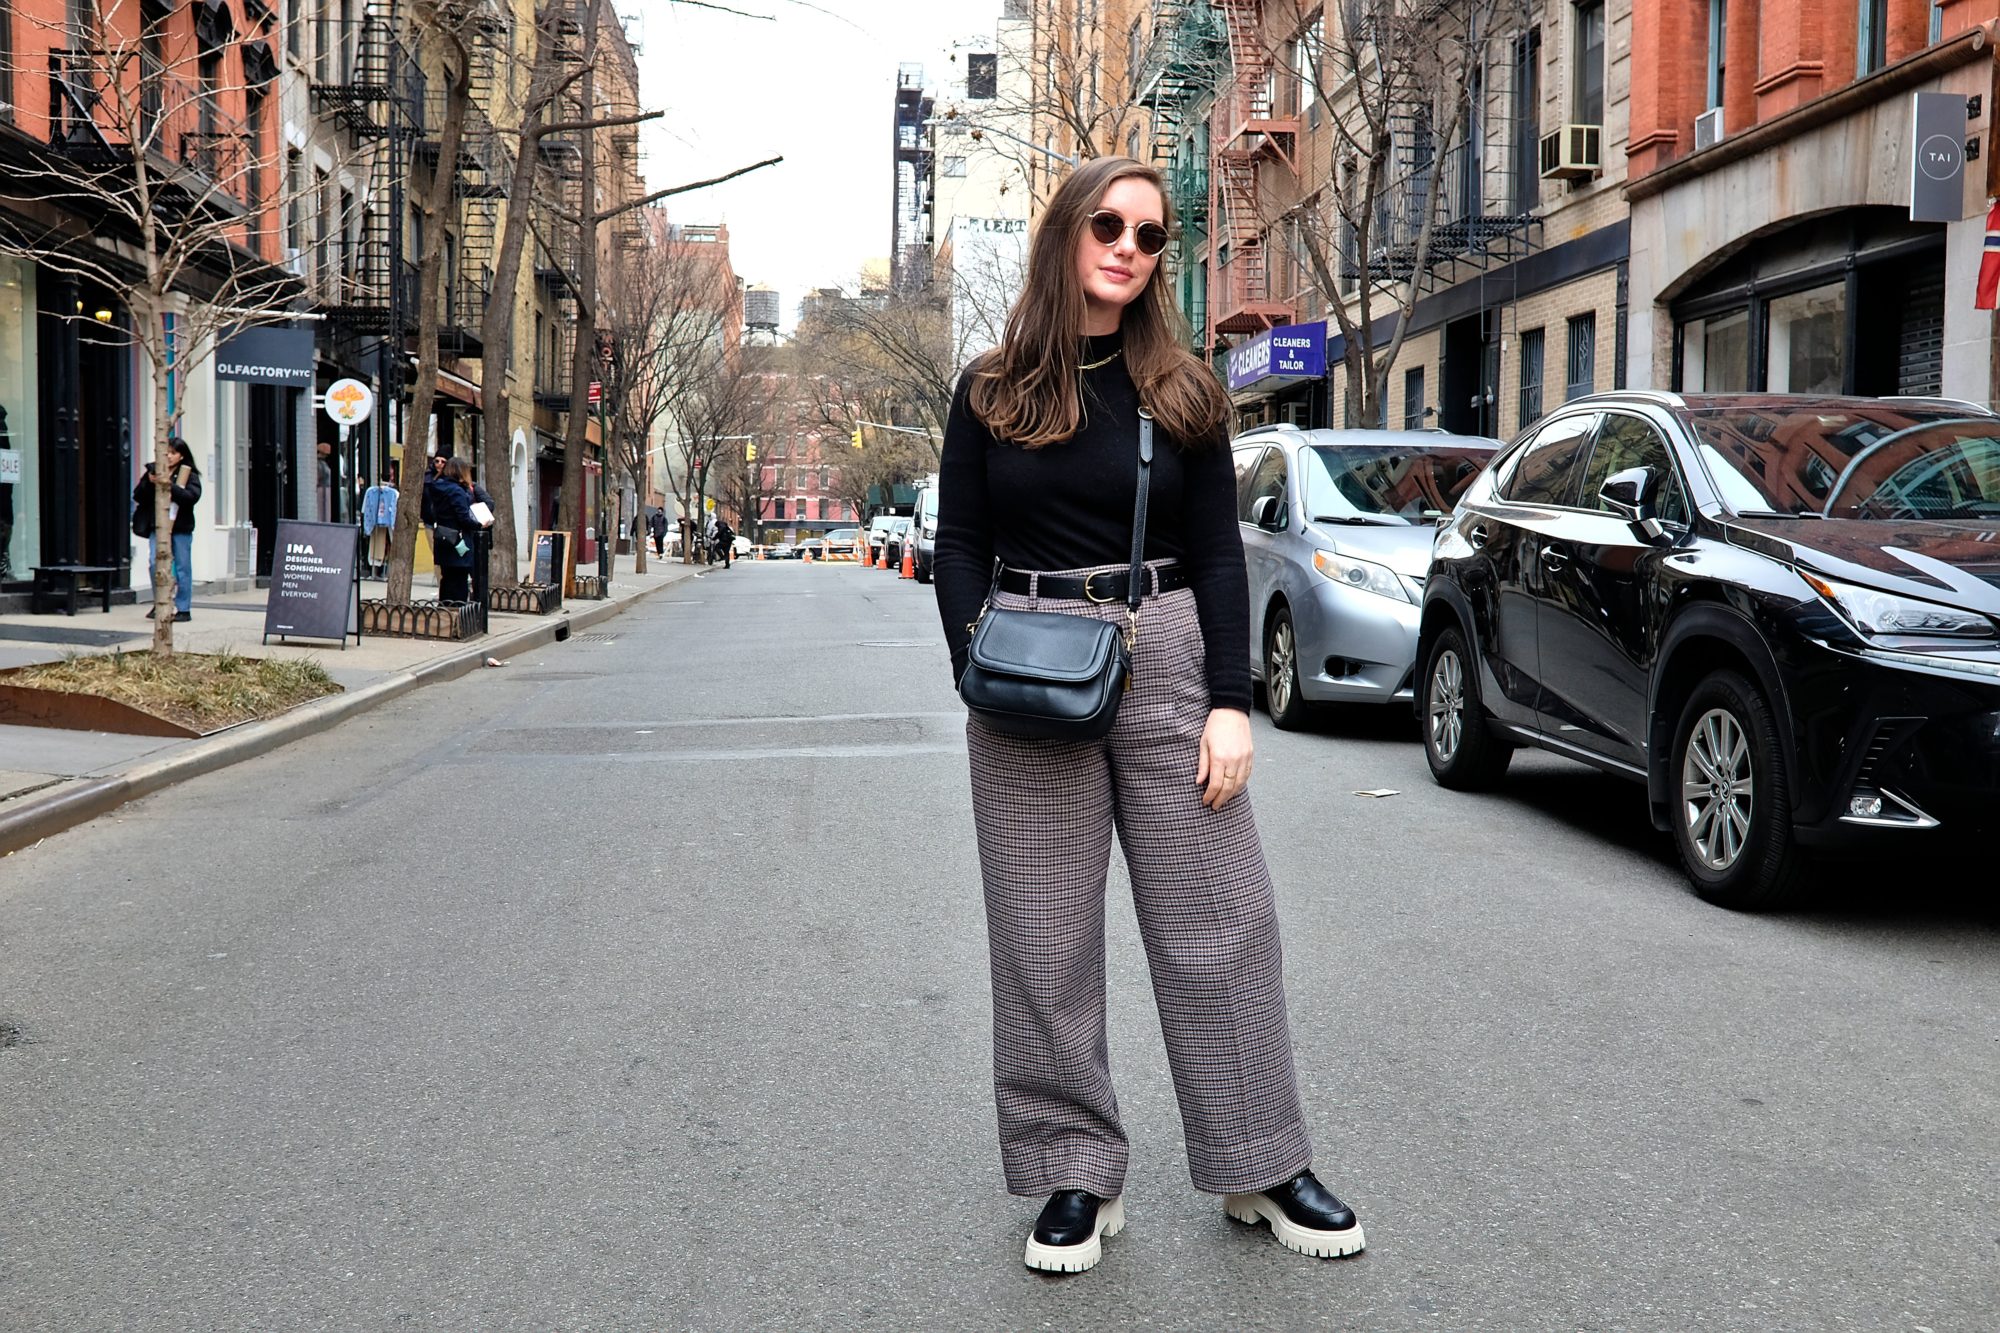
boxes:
[0,1020,29,1049]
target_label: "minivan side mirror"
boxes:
[1249,495,1284,530]
[1599,466,1667,542]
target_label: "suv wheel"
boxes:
[1421,627,1511,790]
[1669,670,1808,910]
[1265,605,1315,731]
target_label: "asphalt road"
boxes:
[3,561,1997,1332]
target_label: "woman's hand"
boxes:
[1196,708,1254,810]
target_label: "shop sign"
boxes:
[262,519,362,647]
[215,325,315,386]
[324,377,376,427]
[1227,321,1328,391]
[1910,92,1968,224]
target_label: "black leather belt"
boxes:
[998,562,1187,602]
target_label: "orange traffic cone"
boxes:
[802,548,814,565]
[900,544,915,579]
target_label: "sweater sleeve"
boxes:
[933,369,996,685]
[1178,435,1253,712]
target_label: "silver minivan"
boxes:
[912,473,941,583]
[1233,425,1499,728]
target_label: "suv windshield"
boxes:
[1301,444,1493,524]
[1680,405,2000,520]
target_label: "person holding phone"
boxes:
[133,437,201,622]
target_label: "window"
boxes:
[1572,0,1605,125]
[1298,15,1323,128]
[1126,128,1140,160]
[1565,312,1596,400]
[284,149,301,253]
[967,52,997,99]
[0,0,14,118]
[1501,414,1597,505]
[313,168,331,295]
[1519,327,1546,427]
[941,156,966,177]
[1679,308,1749,391]
[287,0,300,57]
[1707,0,1726,107]
[534,312,545,384]
[1931,1,1945,43]
[1232,447,1265,515]
[1512,28,1541,213]
[1579,413,1689,525]
[1240,447,1289,526]
[1128,16,1143,93]
[772,498,786,520]
[1860,0,1888,74]
[1403,367,1427,429]
[243,87,266,231]
[337,187,354,298]
[1767,282,1844,393]
[314,0,329,81]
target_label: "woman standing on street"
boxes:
[431,458,491,604]
[933,156,1364,1274]
[133,437,201,622]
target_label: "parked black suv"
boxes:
[1415,392,2000,909]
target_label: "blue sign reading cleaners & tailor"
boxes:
[1227,321,1327,390]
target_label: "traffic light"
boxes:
[851,425,863,448]
[746,441,757,461]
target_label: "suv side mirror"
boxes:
[1249,495,1283,530]
[1599,466,1667,542]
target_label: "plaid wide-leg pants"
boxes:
[965,564,1314,1200]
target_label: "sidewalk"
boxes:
[0,558,708,854]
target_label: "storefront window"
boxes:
[1681,308,1750,391]
[1767,281,1845,393]
[0,257,38,583]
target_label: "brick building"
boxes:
[1625,3,2000,402]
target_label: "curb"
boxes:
[0,567,703,857]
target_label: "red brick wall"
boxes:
[1630,0,2000,180]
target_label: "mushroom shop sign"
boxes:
[1227,321,1328,392]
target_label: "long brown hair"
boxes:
[968,156,1228,449]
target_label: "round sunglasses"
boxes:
[1087,210,1170,257]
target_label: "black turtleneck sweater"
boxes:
[933,331,1253,712]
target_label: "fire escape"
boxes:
[312,2,418,337]
[1139,0,1228,346]
[531,12,587,414]
[1208,0,1297,340]
[1364,7,1542,292]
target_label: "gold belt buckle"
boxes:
[1083,571,1117,604]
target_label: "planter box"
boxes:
[360,598,487,641]
[490,582,562,615]
[0,667,202,737]
[573,575,607,600]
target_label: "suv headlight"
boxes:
[1801,572,1998,639]
[1313,549,1413,603]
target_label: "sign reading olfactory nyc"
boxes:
[215,325,315,386]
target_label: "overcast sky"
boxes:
[634,0,1001,328]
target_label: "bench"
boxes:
[30,564,119,616]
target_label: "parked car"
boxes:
[1232,424,1500,728]
[912,474,941,583]
[866,515,899,564]
[765,542,797,560]
[1416,391,2000,909]
[885,516,914,568]
[824,527,860,558]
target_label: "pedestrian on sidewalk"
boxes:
[431,458,492,604]
[933,156,1364,1275]
[711,516,734,569]
[649,507,667,556]
[133,438,201,622]
[420,454,449,586]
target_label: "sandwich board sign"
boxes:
[262,519,362,647]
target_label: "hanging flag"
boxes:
[1977,201,2000,310]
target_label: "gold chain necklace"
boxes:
[1078,348,1122,372]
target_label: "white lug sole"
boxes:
[1224,1192,1366,1259]
[1022,1195,1125,1274]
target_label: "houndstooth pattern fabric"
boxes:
[965,561,1313,1199]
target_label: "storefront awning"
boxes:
[1227,320,1329,400]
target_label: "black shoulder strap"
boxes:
[1127,409,1154,612]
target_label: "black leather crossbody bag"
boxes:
[958,409,1154,740]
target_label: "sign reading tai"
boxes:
[1909,92,1968,224]
[262,519,362,647]
[1227,321,1328,392]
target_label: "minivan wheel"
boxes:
[1421,627,1511,790]
[1669,670,1809,910]
[1265,606,1315,731]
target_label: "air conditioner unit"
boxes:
[1693,106,1725,151]
[1539,124,1603,180]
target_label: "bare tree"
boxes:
[1271,0,1522,427]
[0,0,306,653]
[664,341,767,561]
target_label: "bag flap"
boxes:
[968,608,1120,682]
